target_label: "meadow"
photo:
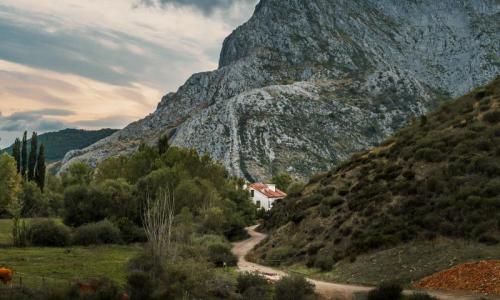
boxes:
[0,219,140,288]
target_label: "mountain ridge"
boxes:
[2,128,118,163]
[60,0,500,180]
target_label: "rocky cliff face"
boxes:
[61,0,500,180]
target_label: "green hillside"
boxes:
[2,128,117,162]
[254,77,500,269]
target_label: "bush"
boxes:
[274,275,315,300]
[29,219,71,247]
[266,247,295,266]
[73,220,122,246]
[237,272,272,300]
[483,111,500,123]
[126,270,156,300]
[367,282,403,300]
[414,148,443,162]
[314,253,334,271]
[207,242,238,267]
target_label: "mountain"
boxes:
[60,0,500,180]
[2,128,118,163]
[252,77,500,271]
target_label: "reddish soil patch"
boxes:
[414,260,500,296]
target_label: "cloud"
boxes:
[72,115,138,128]
[0,0,257,147]
[0,109,70,132]
[140,0,254,15]
[0,60,163,147]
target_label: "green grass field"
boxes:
[0,218,141,288]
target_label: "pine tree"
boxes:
[12,138,21,173]
[28,132,38,181]
[35,144,46,192]
[21,131,28,179]
[158,135,170,155]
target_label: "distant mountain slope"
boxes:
[2,128,118,162]
[61,0,499,180]
[254,77,500,265]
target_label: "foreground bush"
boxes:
[207,242,238,267]
[29,219,71,247]
[237,272,272,300]
[73,220,122,245]
[367,282,403,300]
[274,275,316,300]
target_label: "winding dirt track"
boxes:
[232,226,492,300]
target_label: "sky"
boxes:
[0,0,258,147]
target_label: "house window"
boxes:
[250,190,254,197]
[256,201,261,207]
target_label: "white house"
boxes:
[247,183,287,211]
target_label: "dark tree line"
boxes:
[11,131,46,191]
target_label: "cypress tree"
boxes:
[21,131,28,179]
[28,132,38,181]
[35,144,46,192]
[158,135,170,155]
[12,138,21,173]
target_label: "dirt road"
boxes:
[232,226,490,300]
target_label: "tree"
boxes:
[35,144,46,191]
[158,135,170,155]
[0,153,22,216]
[142,187,176,264]
[61,162,93,187]
[12,138,21,173]
[21,131,28,179]
[28,132,38,181]
[20,181,44,217]
[271,172,293,192]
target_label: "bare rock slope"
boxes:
[61,0,500,180]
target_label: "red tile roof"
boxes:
[249,183,287,199]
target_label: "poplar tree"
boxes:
[21,131,28,179]
[12,138,21,173]
[28,132,38,181]
[35,144,46,192]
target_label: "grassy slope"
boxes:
[2,128,118,162]
[285,239,500,286]
[0,219,140,287]
[252,77,500,283]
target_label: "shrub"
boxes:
[73,220,122,246]
[483,111,500,123]
[237,272,272,299]
[314,253,334,271]
[367,282,403,300]
[275,275,315,300]
[29,219,71,247]
[267,247,295,266]
[318,203,331,218]
[324,195,344,207]
[126,270,155,300]
[207,242,237,267]
[415,148,443,162]
[290,211,306,224]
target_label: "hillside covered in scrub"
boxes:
[254,77,500,268]
[2,128,117,163]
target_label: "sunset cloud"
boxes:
[0,0,258,147]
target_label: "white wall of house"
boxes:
[249,188,279,210]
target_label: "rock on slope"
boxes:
[61,0,500,180]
